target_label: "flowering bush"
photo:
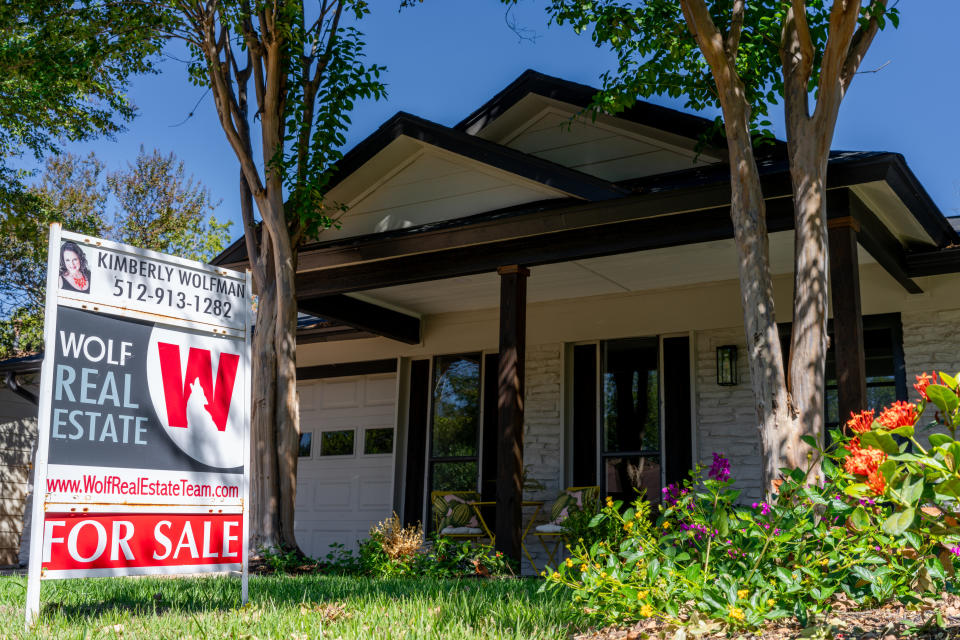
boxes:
[541,374,960,630]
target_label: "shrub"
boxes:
[541,383,960,631]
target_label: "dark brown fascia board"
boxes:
[292,185,924,299]
[298,358,397,380]
[454,69,724,146]
[326,111,627,201]
[298,294,421,345]
[286,152,922,275]
[906,248,960,277]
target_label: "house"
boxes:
[6,70,960,573]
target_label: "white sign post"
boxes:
[25,224,252,627]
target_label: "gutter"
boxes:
[5,372,38,406]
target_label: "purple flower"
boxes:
[949,546,960,556]
[708,453,731,482]
[662,483,682,507]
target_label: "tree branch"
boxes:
[840,0,888,94]
[725,0,745,60]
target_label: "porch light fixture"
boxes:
[716,345,738,386]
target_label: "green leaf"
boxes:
[800,435,818,448]
[882,507,915,536]
[935,477,960,499]
[878,459,896,481]
[844,483,869,498]
[940,372,958,390]
[850,506,870,530]
[900,477,924,506]
[926,385,959,416]
[930,434,953,448]
[859,430,900,455]
[889,424,914,438]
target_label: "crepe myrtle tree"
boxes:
[537,0,897,493]
[155,1,385,551]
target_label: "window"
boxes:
[428,354,482,492]
[298,432,312,457]
[825,314,906,429]
[601,338,661,505]
[364,428,394,455]
[320,430,354,456]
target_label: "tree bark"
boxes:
[679,0,794,495]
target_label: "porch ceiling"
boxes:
[358,231,877,316]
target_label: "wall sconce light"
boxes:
[716,345,738,386]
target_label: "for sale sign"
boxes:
[25,226,252,625]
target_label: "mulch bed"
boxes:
[575,594,960,640]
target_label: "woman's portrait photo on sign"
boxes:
[59,241,91,294]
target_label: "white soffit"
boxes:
[471,94,721,181]
[851,181,936,248]
[319,136,572,242]
[359,230,877,316]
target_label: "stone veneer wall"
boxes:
[694,328,764,503]
[902,309,960,428]
[521,343,564,575]
[0,383,38,567]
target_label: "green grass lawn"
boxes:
[0,574,581,639]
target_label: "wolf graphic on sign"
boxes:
[146,326,244,469]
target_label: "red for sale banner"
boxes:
[41,512,243,577]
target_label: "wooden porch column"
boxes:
[496,265,528,564]
[829,217,867,427]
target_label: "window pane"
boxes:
[603,339,659,453]
[432,461,478,492]
[867,385,896,412]
[320,430,354,456]
[604,455,661,505]
[298,432,312,457]
[364,428,394,455]
[431,354,481,457]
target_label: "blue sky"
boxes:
[45,1,960,240]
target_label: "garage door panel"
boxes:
[320,379,362,409]
[364,375,396,406]
[359,480,391,508]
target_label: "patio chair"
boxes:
[532,485,600,568]
[430,490,486,540]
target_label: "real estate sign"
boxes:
[25,225,252,626]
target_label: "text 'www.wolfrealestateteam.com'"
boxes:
[46,474,240,499]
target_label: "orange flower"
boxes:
[876,401,919,430]
[866,469,886,496]
[843,441,886,477]
[914,372,937,402]
[845,410,875,434]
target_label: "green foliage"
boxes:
[542,450,953,631]
[0,1,167,201]
[0,150,231,358]
[356,533,514,579]
[537,0,898,141]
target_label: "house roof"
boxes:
[212,70,959,289]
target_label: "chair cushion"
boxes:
[441,526,483,535]
[548,486,600,525]
[535,523,564,534]
[432,492,480,532]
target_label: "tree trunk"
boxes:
[717,86,795,496]
[250,249,280,549]
[784,118,830,470]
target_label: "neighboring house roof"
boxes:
[0,353,42,375]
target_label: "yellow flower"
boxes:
[624,521,634,531]
[600,571,607,578]
[606,496,614,507]
[580,564,589,572]
[565,558,574,568]
[819,558,829,566]
[637,590,649,600]
[551,571,562,580]
[737,589,749,600]
[640,604,654,617]
[728,606,745,621]
[767,599,776,608]
[662,521,671,530]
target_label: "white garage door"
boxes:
[295,373,397,559]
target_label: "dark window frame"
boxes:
[425,353,484,501]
